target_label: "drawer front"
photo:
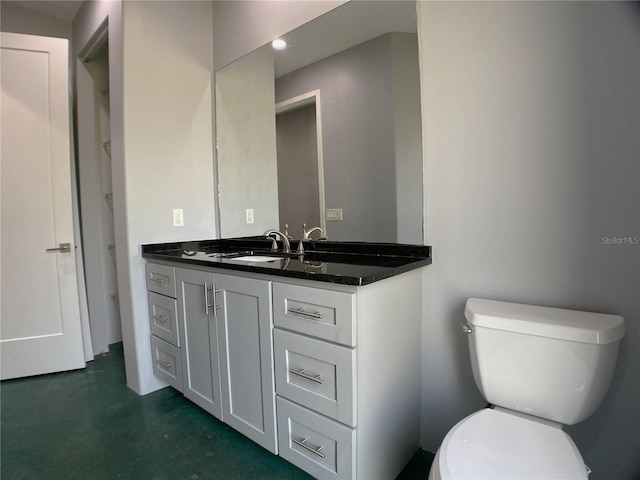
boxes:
[273,283,356,346]
[277,397,355,480]
[148,292,179,347]
[275,329,356,427]
[151,335,182,392]
[146,263,176,298]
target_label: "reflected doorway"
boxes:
[275,91,326,238]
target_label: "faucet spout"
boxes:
[297,224,325,254]
[263,229,291,253]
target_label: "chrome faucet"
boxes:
[297,224,325,255]
[263,229,291,253]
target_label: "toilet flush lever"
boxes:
[460,322,473,334]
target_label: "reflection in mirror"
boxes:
[215,1,423,244]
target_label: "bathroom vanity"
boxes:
[142,237,431,479]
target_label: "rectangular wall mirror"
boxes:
[215,1,423,244]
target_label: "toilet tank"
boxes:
[464,298,625,425]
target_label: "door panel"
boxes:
[176,268,222,419]
[217,274,277,453]
[1,33,85,379]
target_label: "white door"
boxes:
[1,32,85,379]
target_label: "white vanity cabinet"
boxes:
[146,263,278,454]
[272,270,423,479]
[145,259,423,478]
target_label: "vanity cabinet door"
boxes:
[176,268,222,420]
[216,274,277,454]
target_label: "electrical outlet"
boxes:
[246,208,254,224]
[173,208,184,227]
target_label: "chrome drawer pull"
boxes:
[150,277,168,285]
[289,368,324,384]
[292,437,325,458]
[287,307,323,320]
[157,359,173,369]
[153,314,168,323]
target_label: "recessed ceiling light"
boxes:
[272,38,287,50]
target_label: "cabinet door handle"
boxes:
[157,359,173,369]
[153,314,168,323]
[150,276,168,285]
[204,283,222,316]
[289,368,324,384]
[204,282,212,315]
[287,307,323,320]
[292,437,325,458]
[212,287,222,315]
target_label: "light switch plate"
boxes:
[326,208,343,221]
[246,208,254,224]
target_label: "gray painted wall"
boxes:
[1,1,71,38]
[120,1,217,394]
[418,2,639,477]
[276,33,396,242]
[276,33,421,243]
[391,33,423,244]
[216,45,279,237]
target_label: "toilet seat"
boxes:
[432,408,588,479]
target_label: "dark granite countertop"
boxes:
[141,237,431,286]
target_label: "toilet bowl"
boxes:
[429,298,625,479]
[428,409,588,480]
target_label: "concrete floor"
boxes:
[1,343,434,479]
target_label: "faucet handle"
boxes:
[284,224,292,240]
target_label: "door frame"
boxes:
[275,90,326,234]
[76,20,122,355]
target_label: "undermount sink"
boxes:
[228,255,286,262]
[182,249,293,262]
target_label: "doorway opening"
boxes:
[76,31,122,355]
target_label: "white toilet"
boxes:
[429,298,625,480]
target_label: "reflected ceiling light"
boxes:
[272,38,287,50]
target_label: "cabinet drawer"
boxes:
[273,283,355,346]
[148,292,179,347]
[151,335,182,392]
[146,263,176,298]
[275,329,356,427]
[277,397,355,480]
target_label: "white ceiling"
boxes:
[5,0,83,22]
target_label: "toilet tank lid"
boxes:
[465,298,625,345]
